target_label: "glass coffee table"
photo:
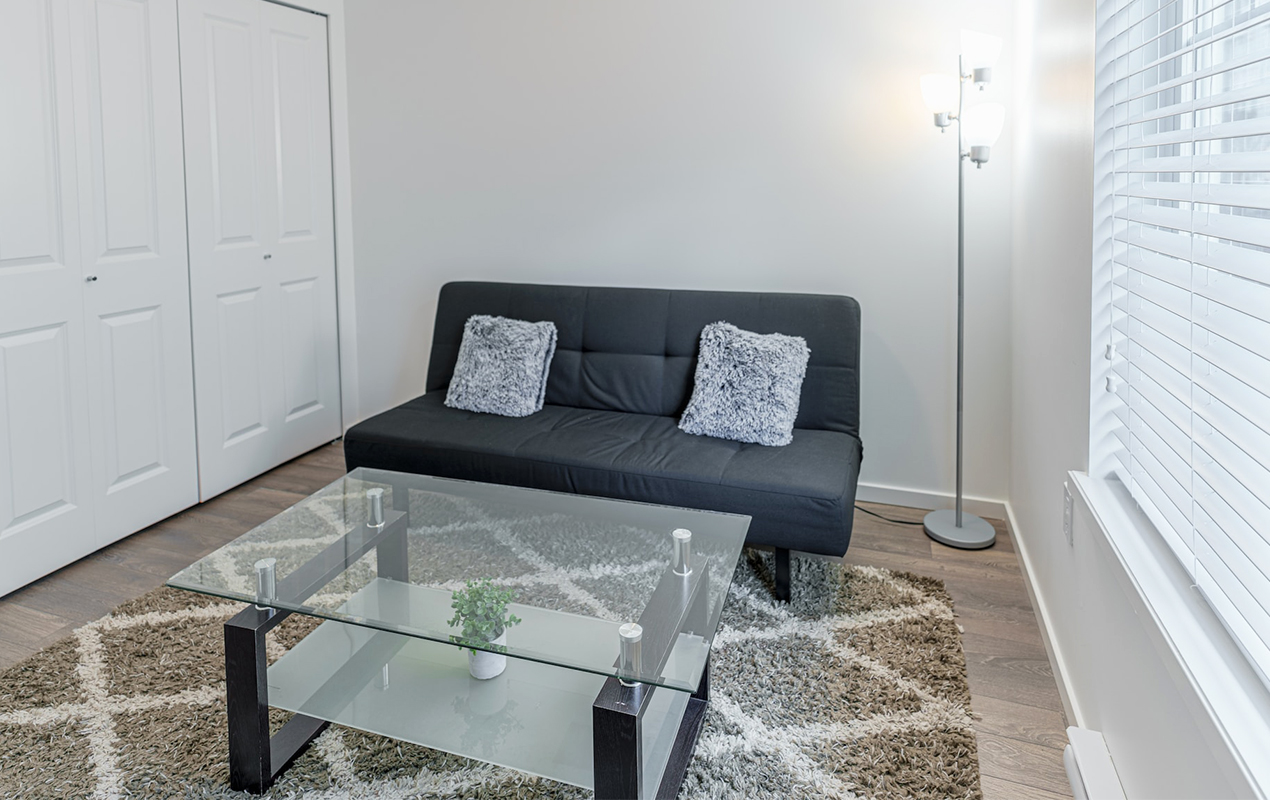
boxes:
[167,468,750,799]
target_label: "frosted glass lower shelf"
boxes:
[267,609,692,794]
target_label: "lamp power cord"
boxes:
[854,505,925,527]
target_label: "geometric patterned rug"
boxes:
[0,551,981,800]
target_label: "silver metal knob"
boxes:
[85,275,98,282]
[672,528,692,576]
[254,558,277,609]
[619,622,642,686]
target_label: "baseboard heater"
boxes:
[1064,727,1126,799]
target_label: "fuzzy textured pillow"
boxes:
[444,315,558,417]
[679,322,810,447]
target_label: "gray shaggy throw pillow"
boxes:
[679,322,810,447]
[444,315,557,417]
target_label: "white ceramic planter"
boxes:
[467,631,507,680]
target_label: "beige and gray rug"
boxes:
[0,552,981,800]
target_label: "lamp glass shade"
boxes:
[961,29,1003,70]
[920,74,959,114]
[962,103,1006,146]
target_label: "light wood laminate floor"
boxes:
[0,441,1071,799]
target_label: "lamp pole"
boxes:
[922,53,998,550]
[956,53,966,529]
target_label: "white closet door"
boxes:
[258,0,341,462]
[0,0,98,594]
[178,0,341,500]
[67,0,199,546]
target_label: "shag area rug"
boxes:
[0,552,980,800]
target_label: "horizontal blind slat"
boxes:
[1119,223,1194,261]
[1196,498,1270,597]
[1129,339,1193,399]
[1193,181,1270,210]
[1130,267,1195,315]
[1194,424,1270,519]
[1133,411,1195,493]
[1132,430,1195,521]
[1195,471,1270,559]
[1194,443,1270,532]
[1193,216,1270,254]
[1133,362,1194,431]
[1193,546,1270,665]
[1195,562,1270,686]
[1130,457,1197,572]
[1193,358,1270,442]
[1196,523,1270,641]
[1120,239,1194,285]
[1193,318,1270,395]
[1122,292,1194,346]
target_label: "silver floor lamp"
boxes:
[919,31,1005,550]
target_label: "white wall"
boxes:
[1009,0,1258,795]
[344,0,1016,505]
[1008,0,1094,597]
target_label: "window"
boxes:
[1093,0,1270,687]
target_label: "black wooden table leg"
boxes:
[225,605,329,794]
[593,679,649,799]
[593,550,717,799]
[592,658,712,800]
[225,607,273,793]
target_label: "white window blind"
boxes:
[1098,0,1270,686]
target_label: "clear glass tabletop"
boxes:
[167,468,750,692]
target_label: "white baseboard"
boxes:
[855,482,1009,520]
[1003,499,1082,728]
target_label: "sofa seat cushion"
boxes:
[343,392,862,556]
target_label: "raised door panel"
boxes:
[261,1,340,462]
[69,0,198,544]
[206,15,262,248]
[0,0,73,277]
[179,0,269,266]
[83,0,157,258]
[279,278,321,420]
[215,287,267,445]
[0,326,79,536]
[96,308,165,485]
[0,0,97,595]
[270,28,318,243]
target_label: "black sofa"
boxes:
[344,282,863,600]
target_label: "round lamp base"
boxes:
[923,509,996,550]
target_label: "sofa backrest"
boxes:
[426,282,862,437]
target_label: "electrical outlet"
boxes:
[1063,484,1074,546]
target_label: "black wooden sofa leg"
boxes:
[774,548,791,602]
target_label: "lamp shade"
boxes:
[961,30,1003,70]
[920,74,959,114]
[962,103,1005,146]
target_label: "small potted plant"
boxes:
[448,579,522,679]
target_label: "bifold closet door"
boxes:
[68,0,199,546]
[0,0,197,595]
[178,0,342,500]
[0,0,98,593]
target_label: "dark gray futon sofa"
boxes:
[344,282,863,600]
